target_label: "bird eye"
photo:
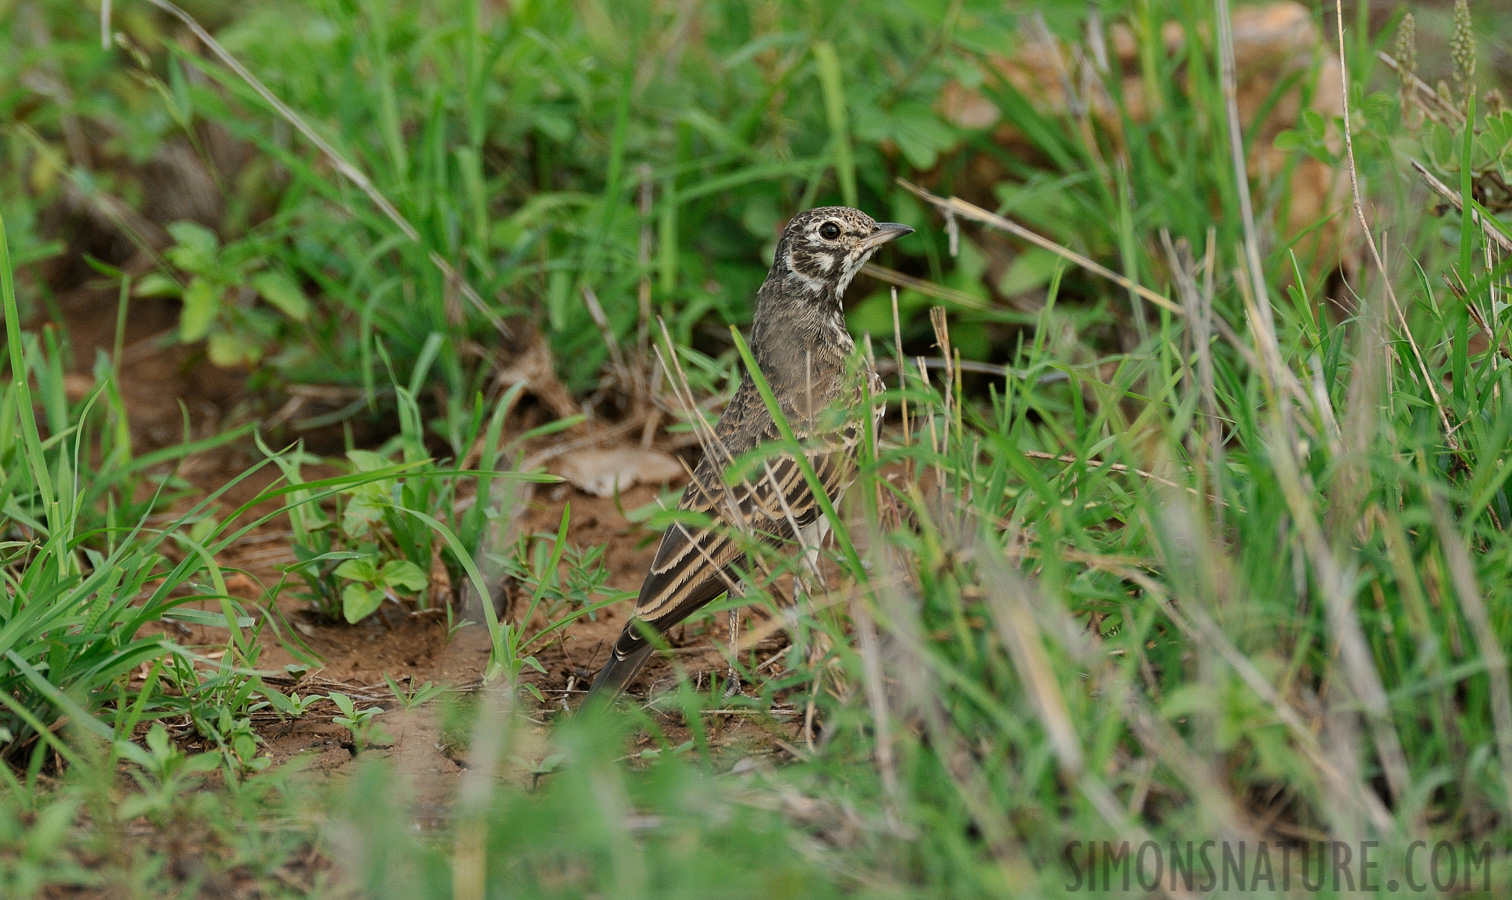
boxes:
[819,221,841,240]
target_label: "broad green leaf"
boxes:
[347,449,392,472]
[164,221,218,273]
[25,798,81,858]
[1272,130,1304,152]
[341,498,382,538]
[134,273,181,298]
[1300,107,1326,139]
[334,557,380,583]
[251,271,312,322]
[379,558,428,594]
[183,753,220,774]
[187,516,218,545]
[207,331,258,367]
[888,102,956,170]
[179,279,219,342]
[145,723,172,758]
[342,583,385,623]
[998,247,1061,297]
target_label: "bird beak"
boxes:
[860,222,915,250]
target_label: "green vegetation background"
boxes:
[2,0,1511,897]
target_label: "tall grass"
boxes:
[2,0,1511,897]
[0,211,244,773]
[5,0,979,426]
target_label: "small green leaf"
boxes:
[232,733,258,760]
[379,558,428,594]
[889,102,957,170]
[1485,110,1512,147]
[179,279,219,342]
[1160,683,1210,721]
[24,798,80,859]
[342,583,385,623]
[998,247,1061,297]
[334,557,380,583]
[164,221,218,273]
[1300,108,1326,139]
[1425,122,1459,171]
[207,331,256,367]
[347,449,392,472]
[134,273,181,298]
[251,271,312,322]
[1272,130,1304,152]
[145,723,172,757]
[341,499,382,538]
[187,516,218,545]
[534,108,574,143]
[183,753,220,774]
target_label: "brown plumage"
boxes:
[586,207,912,701]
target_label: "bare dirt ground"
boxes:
[57,287,800,804]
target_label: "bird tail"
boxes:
[583,634,654,705]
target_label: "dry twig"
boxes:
[896,180,1183,316]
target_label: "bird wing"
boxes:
[588,370,872,697]
[629,440,849,630]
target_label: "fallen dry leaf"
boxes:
[551,446,685,497]
[63,373,96,401]
[224,573,259,598]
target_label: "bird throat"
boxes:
[751,281,857,420]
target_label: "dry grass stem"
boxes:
[1375,50,1466,127]
[897,180,1183,315]
[581,286,629,380]
[1019,449,1230,507]
[1429,498,1512,818]
[860,262,988,310]
[1214,0,1276,335]
[889,288,911,447]
[1409,159,1512,254]
[1330,0,1458,450]
[1128,565,1396,833]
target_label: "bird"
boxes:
[585,206,913,702]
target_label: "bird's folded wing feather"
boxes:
[629,443,848,630]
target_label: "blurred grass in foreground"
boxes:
[2,0,1512,897]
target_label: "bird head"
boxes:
[775,207,914,299]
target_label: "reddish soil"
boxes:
[56,287,801,802]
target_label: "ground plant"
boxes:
[1,0,1511,897]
